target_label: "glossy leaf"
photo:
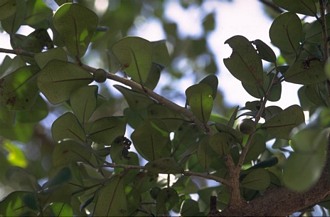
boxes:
[185,83,213,123]
[253,39,276,63]
[87,116,126,145]
[273,0,317,16]
[37,60,93,104]
[0,65,39,110]
[52,140,91,167]
[51,112,86,143]
[53,3,98,57]
[241,169,270,190]
[0,0,17,20]
[261,105,305,139]
[111,37,153,83]
[70,85,98,124]
[93,176,128,216]
[283,149,326,192]
[224,35,264,87]
[284,60,326,85]
[269,12,302,54]
[131,121,170,161]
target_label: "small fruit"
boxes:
[239,119,256,135]
[93,68,107,83]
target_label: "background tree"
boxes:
[0,0,330,216]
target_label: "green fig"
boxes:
[239,119,256,135]
[93,68,107,83]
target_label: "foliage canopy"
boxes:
[1,0,330,216]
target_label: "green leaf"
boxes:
[114,85,155,110]
[53,3,98,57]
[15,96,48,122]
[0,0,17,20]
[145,157,184,174]
[283,150,326,192]
[131,121,170,161]
[253,39,276,63]
[197,135,218,170]
[241,169,270,190]
[0,191,38,216]
[156,188,179,215]
[269,12,302,54]
[1,0,26,33]
[199,74,218,99]
[43,167,72,191]
[261,105,305,139]
[52,140,91,167]
[291,128,327,152]
[147,104,183,131]
[93,176,128,216]
[209,132,231,157]
[284,59,326,85]
[0,122,34,142]
[111,37,153,83]
[70,85,98,124]
[143,62,162,89]
[3,140,27,168]
[87,116,126,145]
[37,60,93,104]
[25,0,52,28]
[244,133,266,163]
[223,35,264,87]
[35,48,67,69]
[0,65,39,110]
[273,0,317,16]
[151,40,170,67]
[51,112,86,143]
[185,83,213,123]
[48,203,73,217]
[180,199,202,217]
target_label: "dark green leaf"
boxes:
[147,104,183,131]
[53,3,98,57]
[43,167,72,191]
[25,0,52,28]
[37,60,93,104]
[145,157,184,174]
[51,112,86,143]
[224,35,264,87]
[0,191,37,216]
[93,176,128,216]
[16,96,48,122]
[269,12,302,54]
[199,74,218,99]
[273,0,317,16]
[181,199,202,217]
[35,48,67,69]
[0,65,39,110]
[261,105,305,139]
[253,39,277,63]
[185,83,213,123]
[156,188,179,215]
[209,132,231,157]
[0,0,17,20]
[244,133,266,163]
[1,0,25,33]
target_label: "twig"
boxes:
[182,170,231,186]
[258,0,284,14]
[0,47,35,57]
[81,64,211,133]
[319,0,329,61]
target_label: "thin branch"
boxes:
[182,170,231,187]
[258,0,284,14]
[0,47,35,57]
[320,0,329,61]
[81,64,211,133]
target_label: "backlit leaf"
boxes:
[111,37,153,84]
[185,83,213,123]
[273,0,317,16]
[51,112,86,143]
[261,105,305,139]
[87,116,126,145]
[0,65,39,110]
[70,85,98,124]
[0,191,38,216]
[253,39,276,63]
[269,12,302,54]
[35,47,67,69]
[241,169,270,190]
[199,74,218,99]
[37,60,93,104]
[224,35,264,87]
[53,3,98,57]
[93,176,128,216]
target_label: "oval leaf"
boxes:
[37,60,93,104]
[273,0,317,16]
[185,83,213,123]
[241,169,270,190]
[223,35,264,87]
[53,3,98,57]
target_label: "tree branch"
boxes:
[0,47,35,57]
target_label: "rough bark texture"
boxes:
[211,146,330,216]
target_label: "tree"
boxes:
[0,0,330,216]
